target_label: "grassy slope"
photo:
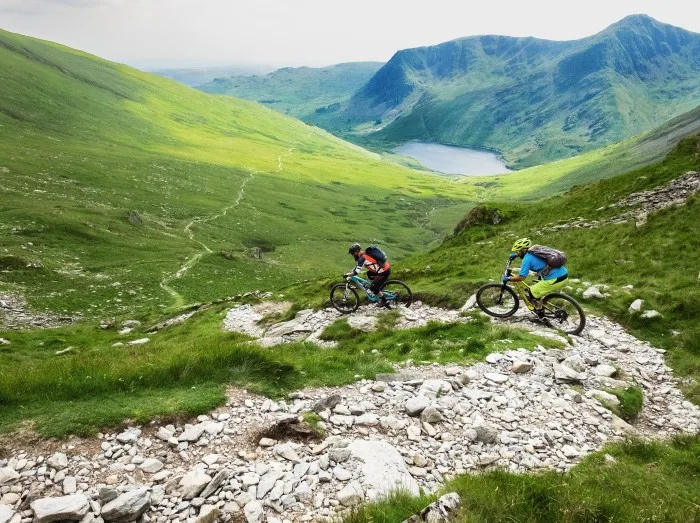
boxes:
[0,28,477,319]
[316,15,700,168]
[198,62,383,119]
[0,302,561,436]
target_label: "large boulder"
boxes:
[347,440,419,500]
[101,488,151,522]
[30,494,89,522]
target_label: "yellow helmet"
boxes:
[511,238,532,252]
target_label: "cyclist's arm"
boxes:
[351,255,367,275]
[507,256,530,282]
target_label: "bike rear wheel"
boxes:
[542,293,586,335]
[476,283,519,318]
[330,284,360,313]
[382,280,413,308]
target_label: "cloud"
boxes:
[0,0,113,15]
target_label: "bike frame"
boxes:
[502,258,540,311]
[345,274,397,302]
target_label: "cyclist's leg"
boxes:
[370,269,391,298]
[530,276,567,303]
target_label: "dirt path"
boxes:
[159,148,295,308]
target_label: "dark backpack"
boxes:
[364,245,387,264]
[529,245,567,269]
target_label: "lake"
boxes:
[394,142,511,176]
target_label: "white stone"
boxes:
[62,476,77,495]
[196,505,221,523]
[641,310,662,319]
[593,365,617,377]
[346,315,378,332]
[511,361,533,374]
[628,299,644,313]
[179,468,212,499]
[347,440,420,499]
[355,413,379,426]
[0,507,13,523]
[127,337,150,345]
[418,379,452,399]
[484,372,509,384]
[31,494,89,523]
[337,481,364,507]
[47,453,69,471]
[243,500,264,523]
[178,423,207,442]
[553,363,586,383]
[405,395,430,416]
[583,287,606,299]
[139,458,164,474]
[116,428,141,444]
[101,488,151,522]
[0,469,19,486]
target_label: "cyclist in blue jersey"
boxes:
[504,238,569,317]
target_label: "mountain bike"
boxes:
[330,274,412,313]
[475,257,586,335]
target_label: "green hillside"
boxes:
[315,15,700,168]
[0,28,475,318]
[199,62,383,119]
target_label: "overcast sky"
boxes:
[1,0,699,70]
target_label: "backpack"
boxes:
[529,245,567,269]
[364,245,387,264]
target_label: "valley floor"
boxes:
[1,302,698,523]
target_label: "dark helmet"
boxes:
[348,242,361,255]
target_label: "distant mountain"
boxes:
[151,65,273,86]
[199,62,383,119]
[319,15,700,168]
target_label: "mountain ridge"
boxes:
[311,14,700,167]
[199,61,383,119]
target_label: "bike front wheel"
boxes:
[476,283,519,318]
[542,293,586,335]
[330,284,360,313]
[382,280,413,308]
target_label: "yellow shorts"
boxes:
[529,276,567,299]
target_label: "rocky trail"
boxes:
[1,296,699,523]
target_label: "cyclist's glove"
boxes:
[502,275,510,283]
[509,253,518,260]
